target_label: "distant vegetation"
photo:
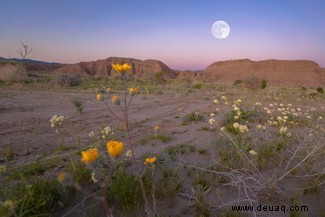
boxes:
[53,74,82,87]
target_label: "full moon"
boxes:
[211,20,230,39]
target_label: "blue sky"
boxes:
[1,0,324,70]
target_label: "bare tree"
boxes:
[16,42,33,59]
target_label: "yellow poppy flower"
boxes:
[112,63,131,73]
[129,87,138,96]
[112,95,120,105]
[81,148,99,164]
[96,93,103,101]
[107,140,124,158]
[144,157,157,165]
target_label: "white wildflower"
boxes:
[279,127,288,134]
[233,123,240,129]
[89,131,95,137]
[249,150,257,156]
[221,96,227,101]
[239,124,249,133]
[209,118,216,125]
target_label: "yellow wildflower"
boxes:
[112,63,131,73]
[112,95,120,105]
[144,157,157,165]
[96,93,103,101]
[129,87,138,96]
[107,140,124,158]
[249,150,257,156]
[154,125,159,135]
[106,87,111,94]
[57,172,73,186]
[81,148,99,164]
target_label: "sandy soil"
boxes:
[0,87,324,217]
[0,89,217,164]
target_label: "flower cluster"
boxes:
[101,126,113,139]
[233,122,249,133]
[49,115,64,128]
[279,126,288,135]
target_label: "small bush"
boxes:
[233,79,243,86]
[243,76,261,90]
[261,80,267,89]
[191,82,202,89]
[156,168,183,205]
[71,98,84,114]
[0,178,63,216]
[183,111,204,123]
[106,167,152,211]
[316,87,324,93]
[53,74,82,87]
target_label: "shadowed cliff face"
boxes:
[54,57,177,79]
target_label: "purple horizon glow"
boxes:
[1,0,324,71]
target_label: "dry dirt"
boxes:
[0,86,324,217]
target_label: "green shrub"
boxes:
[106,168,152,211]
[191,82,202,89]
[71,98,84,114]
[233,79,243,86]
[0,178,63,216]
[156,168,183,205]
[261,80,267,89]
[316,87,324,93]
[243,76,261,90]
[183,111,204,123]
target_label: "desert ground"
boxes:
[0,77,324,217]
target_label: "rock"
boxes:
[196,59,325,87]
[54,57,177,79]
[176,70,198,80]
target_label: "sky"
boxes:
[1,0,325,70]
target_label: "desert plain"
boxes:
[0,58,325,217]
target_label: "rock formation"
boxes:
[54,57,177,79]
[194,59,325,87]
